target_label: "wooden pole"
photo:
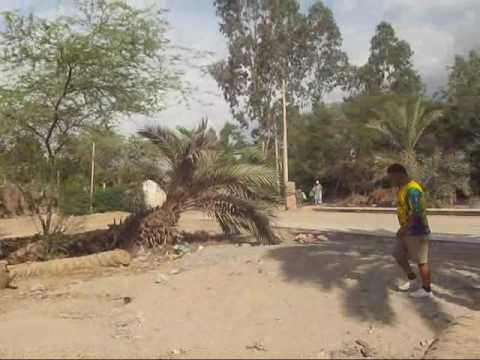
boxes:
[90,142,95,213]
[274,122,281,192]
[282,79,289,210]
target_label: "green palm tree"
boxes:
[368,96,443,166]
[116,120,278,248]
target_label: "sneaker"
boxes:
[398,279,417,292]
[409,288,434,299]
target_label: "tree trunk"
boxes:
[116,204,180,249]
[282,79,289,210]
[274,121,281,192]
[90,142,95,213]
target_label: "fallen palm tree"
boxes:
[111,120,279,249]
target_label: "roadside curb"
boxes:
[312,207,480,216]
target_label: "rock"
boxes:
[173,244,193,256]
[123,296,132,304]
[355,339,376,358]
[169,348,186,356]
[294,233,322,244]
[170,269,181,275]
[142,180,166,210]
[246,341,266,352]
[368,325,374,334]
[155,274,169,284]
[197,245,205,251]
[294,234,307,243]
[314,234,328,241]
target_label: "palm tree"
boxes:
[368,96,443,169]
[115,120,278,248]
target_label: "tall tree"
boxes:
[211,0,347,153]
[443,51,480,146]
[368,96,443,170]
[0,0,180,164]
[212,0,347,208]
[439,50,480,191]
[0,0,182,234]
[348,22,423,96]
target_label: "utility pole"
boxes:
[274,122,281,192]
[282,79,289,210]
[89,142,95,213]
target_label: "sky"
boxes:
[1,0,480,134]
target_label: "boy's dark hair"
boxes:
[387,163,408,175]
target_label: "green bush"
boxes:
[124,186,146,214]
[59,177,90,216]
[94,186,128,213]
[59,180,146,215]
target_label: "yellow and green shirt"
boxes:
[397,180,431,236]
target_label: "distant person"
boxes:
[387,164,432,298]
[310,180,323,205]
[296,188,304,207]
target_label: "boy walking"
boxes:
[387,164,433,298]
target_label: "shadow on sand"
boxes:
[267,231,480,335]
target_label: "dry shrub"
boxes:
[368,188,395,207]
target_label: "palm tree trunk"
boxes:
[116,204,180,249]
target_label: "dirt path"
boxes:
[0,230,479,359]
[1,208,479,242]
[273,207,480,242]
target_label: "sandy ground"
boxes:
[0,210,479,358]
[1,207,479,241]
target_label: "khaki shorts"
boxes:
[393,235,430,264]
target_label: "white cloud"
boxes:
[381,0,480,92]
[3,0,480,133]
[331,0,480,96]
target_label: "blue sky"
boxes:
[2,0,480,134]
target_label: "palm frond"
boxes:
[138,126,186,165]
[133,119,278,246]
[368,96,442,154]
[200,193,277,244]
